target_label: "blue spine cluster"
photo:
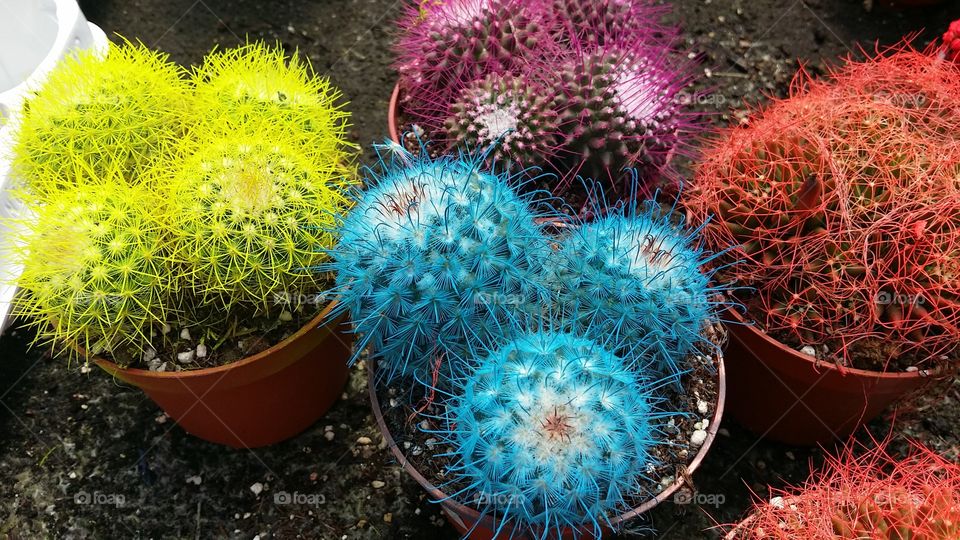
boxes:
[327,143,551,383]
[545,199,722,380]
[438,330,665,536]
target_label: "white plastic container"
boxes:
[0,0,109,334]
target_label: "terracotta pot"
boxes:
[387,82,402,145]
[723,306,935,446]
[369,355,726,539]
[94,300,352,448]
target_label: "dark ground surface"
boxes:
[3,0,960,538]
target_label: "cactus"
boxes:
[191,42,355,162]
[545,0,677,48]
[160,119,357,313]
[325,143,552,383]
[437,329,668,536]
[942,19,960,63]
[410,71,562,174]
[545,196,726,380]
[727,442,960,540]
[10,177,172,365]
[394,0,554,109]
[12,40,188,197]
[684,49,960,370]
[553,42,694,193]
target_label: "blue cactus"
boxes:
[545,195,726,381]
[325,142,553,383]
[434,330,671,537]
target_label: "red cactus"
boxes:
[942,19,960,63]
[727,441,960,540]
[684,47,960,371]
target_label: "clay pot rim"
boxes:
[726,304,939,380]
[91,297,342,380]
[368,349,727,529]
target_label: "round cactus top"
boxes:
[445,330,661,531]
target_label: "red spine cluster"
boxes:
[684,47,960,370]
[729,441,960,539]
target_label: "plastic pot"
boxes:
[94,301,352,448]
[0,0,109,335]
[723,306,935,446]
[369,354,726,539]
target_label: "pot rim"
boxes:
[92,297,342,379]
[368,349,727,531]
[387,82,401,145]
[725,304,939,380]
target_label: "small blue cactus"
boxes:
[436,330,669,536]
[326,142,552,383]
[545,195,726,381]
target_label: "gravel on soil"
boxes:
[2,0,959,538]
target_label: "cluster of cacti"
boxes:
[11,40,188,198]
[439,329,669,536]
[11,179,172,361]
[727,442,960,540]
[545,197,725,380]
[684,49,960,370]
[326,143,551,382]
[394,0,696,199]
[9,40,357,366]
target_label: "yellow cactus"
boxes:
[191,42,356,167]
[161,118,357,313]
[11,176,173,365]
[11,39,189,198]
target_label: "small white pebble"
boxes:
[693,421,703,431]
[324,431,335,441]
[799,345,817,357]
[697,400,709,414]
[250,482,264,496]
[68,472,77,479]
[357,436,372,445]
[279,310,293,322]
[786,451,795,460]
[371,480,386,489]
[701,419,710,430]
[143,348,157,362]
[177,350,195,363]
[770,496,785,509]
[690,429,708,446]
[155,414,168,424]
[403,442,411,449]
[186,475,202,485]
[80,364,91,374]
[196,344,208,358]
[162,323,172,335]
[180,328,191,340]
[906,366,918,372]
